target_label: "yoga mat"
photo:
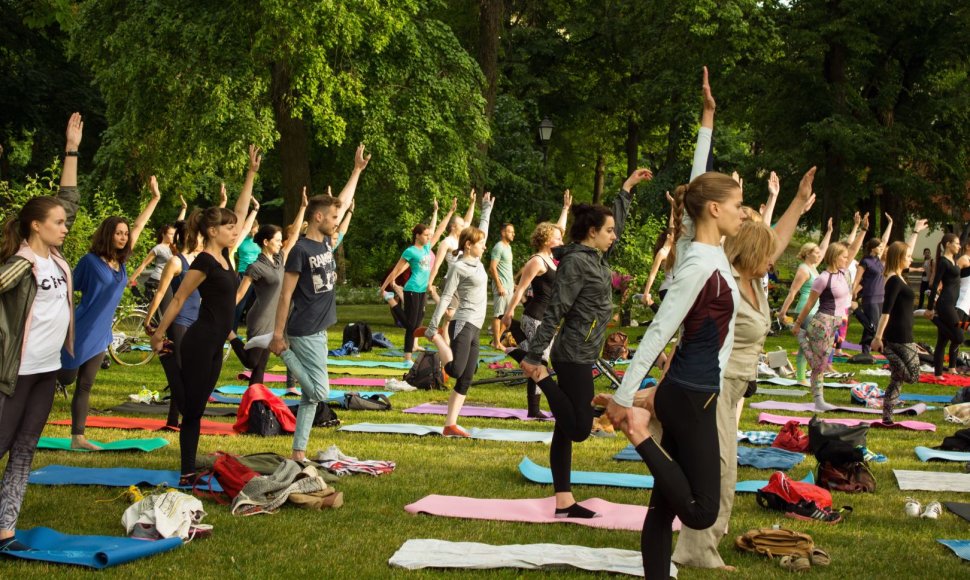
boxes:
[405,495,653,532]
[900,393,953,403]
[943,502,970,523]
[750,400,928,416]
[920,373,970,387]
[328,367,402,376]
[914,446,970,462]
[3,527,182,569]
[327,359,412,369]
[211,390,393,408]
[388,539,646,577]
[219,385,294,396]
[939,540,970,562]
[238,371,288,382]
[109,401,238,417]
[29,465,222,492]
[757,412,936,431]
[403,403,553,422]
[210,393,297,408]
[50,417,238,436]
[339,423,553,443]
[894,469,970,492]
[36,437,169,453]
[755,388,809,397]
[758,377,861,389]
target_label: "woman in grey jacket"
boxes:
[518,168,651,519]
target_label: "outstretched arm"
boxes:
[556,190,572,231]
[233,199,260,253]
[218,183,227,209]
[235,146,261,225]
[332,198,352,250]
[819,218,833,255]
[881,212,893,246]
[907,219,928,254]
[846,211,861,246]
[761,171,780,225]
[430,198,456,248]
[177,194,188,222]
[282,188,309,259]
[771,167,817,264]
[463,188,476,226]
[336,144,371,223]
[130,176,162,251]
[847,213,869,260]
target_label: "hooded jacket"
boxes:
[524,188,631,365]
[0,185,80,395]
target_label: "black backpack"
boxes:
[344,392,392,411]
[342,322,374,352]
[403,351,445,390]
[313,403,340,427]
[247,400,283,436]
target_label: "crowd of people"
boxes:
[0,67,960,578]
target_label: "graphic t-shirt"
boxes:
[490,241,514,293]
[20,255,71,374]
[285,236,337,336]
[401,244,432,292]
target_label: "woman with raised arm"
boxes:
[426,189,478,342]
[379,198,455,365]
[640,192,677,310]
[421,194,495,436]
[150,146,257,482]
[59,175,161,450]
[501,190,570,417]
[926,233,964,377]
[130,223,176,301]
[515,164,647,520]
[231,189,308,385]
[0,114,83,551]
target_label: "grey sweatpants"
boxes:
[0,371,58,531]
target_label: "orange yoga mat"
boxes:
[50,416,238,436]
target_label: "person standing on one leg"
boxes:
[270,145,370,461]
[489,222,515,349]
[926,234,964,377]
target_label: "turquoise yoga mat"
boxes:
[29,465,222,492]
[914,446,970,462]
[518,457,814,491]
[939,540,970,562]
[2,527,182,569]
[36,437,169,452]
[339,423,553,443]
[900,393,953,403]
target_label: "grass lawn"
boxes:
[3,302,969,578]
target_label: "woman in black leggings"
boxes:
[151,146,258,481]
[519,168,650,518]
[928,233,963,376]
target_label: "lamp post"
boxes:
[538,118,554,206]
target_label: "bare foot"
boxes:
[592,392,613,408]
[719,565,737,572]
[71,435,102,451]
[430,333,453,365]
[291,450,306,462]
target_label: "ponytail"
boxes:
[187,207,237,245]
[0,196,65,262]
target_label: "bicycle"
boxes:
[107,285,158,366]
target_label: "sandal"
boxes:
[779,555,810,572]
[810,547,831,566]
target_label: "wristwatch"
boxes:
[65,150,79,157]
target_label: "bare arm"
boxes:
[130,250,157,284]
[218,183,227,209]
[851,265,866,300]
[235,146,261,225]
[430,198,455,248]
[819,218,833,256]
[556,190,572,231]
[129,176,162,250]
[282,188,309,260]
[846,212,862,246]
[144,257,182,329]
[761,171,780,225]
[428,238,452,289]
[269,272,300,354]
[847,213,869,260]
[335,143,371,223]
[236,275,253,306]
[232,202,260,253]
[488,258,504,295]
[462,188,476,226]
[176,194,187,222]
[881,212,893,246]
[907,219,928,253]
[501,256,544,328]
[700,65,714,129]
[152,269,205,349]
[380,258,410,293]
[793,290,821,332]
[770,167,817,264]
[779,266,811,321]
[641,245,669,305]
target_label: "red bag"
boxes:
[772,420,809,452]
[211,451,259,499]
[232,384,297,434]
[759,471,832,509]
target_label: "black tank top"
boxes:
[936,257,961,309]
[524,255,557,320]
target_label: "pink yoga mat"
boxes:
[750,400,928,416]
[757,412,936,431]
[51,417,238,436]
[405,495,679,532]
[236,371,385,387]
[403,403,554,421]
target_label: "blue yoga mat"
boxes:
[2,527,182,569]
[915,446,970,462]
[939,540,970,562]
[519,457,814,491]
[900,393,953,403]
[29,465,222,492]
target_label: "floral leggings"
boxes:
[882,342,920,421]
[797,313,839,393]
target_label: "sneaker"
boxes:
[921,501,942,519]
[904,497,922,518]
[442,424,471,438]
[785,500,843,524]
[403,359,415,369]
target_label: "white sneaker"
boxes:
[921,501,942,519]
[245,333,273,350]
[904,497,922,518]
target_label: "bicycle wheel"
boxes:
[109,308,156,366]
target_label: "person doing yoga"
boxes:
[422,194,494,437]
[926,233,964,376]
[517,166,652,519]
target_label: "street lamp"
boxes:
[538,118,554,210]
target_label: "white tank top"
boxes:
[956,265,970,315]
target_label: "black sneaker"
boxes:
[785,500,843,524]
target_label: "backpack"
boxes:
[817,460,876,493]
[602,332,629,361]
[342,322,374,352]
[951,387,970,404]
[247,400,283,436]
[344,392,392,411]
[209,451,260,499]
[233,384,296,435]
[403,351,445,390]
[313,403,341,427]
[808,416,867,465]
[772,420,810,452]
[757,471,833,510]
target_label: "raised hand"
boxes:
[179,193,187,209]
[768,171,780,197]
[251,197,260,211]
[563,189,572,209]
[326,185,333,197]
[481,191,493,208]
[665,191,674,205]
[701,65,715,112]
[796,167,817,203]
[731,171,744,191]
[861,212,870,231]
[884,211,893,223]
[248,145,262,173]
[65,112,83,150]
[355,143,371,170]
[853,211,862,226]
[468,187,477,205]
[219,183,227,206]
[801,194,816,215]
[348,199,355,213]
[148,176,161,200]
[914,218,929,234]
[450,197,457,212]
[622,168,653,191]
[827,217,833,231]
[300,187,309,208]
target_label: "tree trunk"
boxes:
[821,32,848,241]
[625,117,639,178]
[270,61,312,223]
[478,0,504,121]
[592,153,606,205]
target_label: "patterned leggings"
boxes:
[797,313,839,395]
[882,342,920,421]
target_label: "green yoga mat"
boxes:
[37,437,170,452]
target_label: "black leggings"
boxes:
[446,320,480,395]
[229,338,271,386]
[634,382,720,579]
[162,323,190,427]
[858,300,881,353]
[177,327,225,476]
[933,305,964,375]
[537,360,595,493]
[403,291,426,354]
[58,352,106,436]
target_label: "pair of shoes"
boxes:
[442,424,470,438]
[905,498,942,519]
[779,554,810,572]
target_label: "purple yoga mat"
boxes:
[757,412,936,431]
[403,403,554,422]
[236,371,385,387]
[750,400,928,416]
[405,495,679,532]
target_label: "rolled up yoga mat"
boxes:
[757,412,936,431]
[750,400,928,416]
[49,416,238,436]
[894,469,970,492]
[29,465,223,492]
[339,422,554,443]
[36,437,169,452]
[1,527,182,569]
[403,403,553,421]
[914,446,970,462]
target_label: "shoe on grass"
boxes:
[920,501,942,519]
[442,424,470,438]
[904,497,922,518]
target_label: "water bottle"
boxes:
[632,293,645,302]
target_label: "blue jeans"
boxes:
[281,330,329,452]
